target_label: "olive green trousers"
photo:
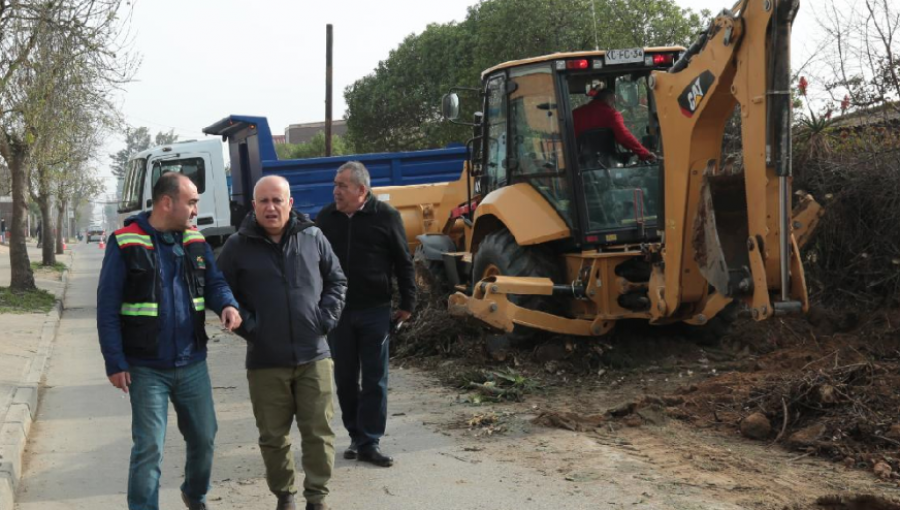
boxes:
[247,359,335,504]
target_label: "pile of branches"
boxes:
[389,263,482,359]
[751,358,900,458]
[794,128,900,308]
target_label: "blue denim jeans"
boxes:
[127,361,217,510]
[329,306,391,450]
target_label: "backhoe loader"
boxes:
[375,0,822,338]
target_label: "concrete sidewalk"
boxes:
[0,243,72,510]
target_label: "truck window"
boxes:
[119,157,148,213]
[508,65,571,224]
[150,157,206,194]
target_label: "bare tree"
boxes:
[0,0,135,291]
[816,0,900,113]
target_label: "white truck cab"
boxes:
[118,138,233,249]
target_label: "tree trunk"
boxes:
[38,197,56,266]
[8,155,36,291]
[55,200,65,255]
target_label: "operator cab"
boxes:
[447,47,682,250]
[562,53,673,247]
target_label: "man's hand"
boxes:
[221,306,242,331]
[394,310,412,323]
[108,371,131,394]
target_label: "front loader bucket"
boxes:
[447,278,613,336]
[692,170,753,298]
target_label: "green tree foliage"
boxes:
[155,129,178,146]
[110,127,150,179]
[109,127,180,179]
[275,132,354,160]
[345,0,707,153]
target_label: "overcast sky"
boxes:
[100,0,824,190]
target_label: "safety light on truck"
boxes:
[566,59,590,70]
[652,54,675,65]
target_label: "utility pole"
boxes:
[325,24,333,157]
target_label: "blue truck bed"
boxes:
[207,115,465,222]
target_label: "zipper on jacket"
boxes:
[273,237,298,365]
[345,216,353,283]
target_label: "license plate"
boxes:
[606,48,644,65]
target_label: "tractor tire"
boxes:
[414,244,449,294]
[472,229,563,344]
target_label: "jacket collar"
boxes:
[125,211,158,237]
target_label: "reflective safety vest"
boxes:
[114,222,210,358]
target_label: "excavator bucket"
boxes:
[692,169,753,299]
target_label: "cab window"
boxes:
[508,65,571,224]
[150,157,206,194]
[483,74,508,193]
[119,158,148,213]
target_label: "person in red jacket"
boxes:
[573,87,656,162]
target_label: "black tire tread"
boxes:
[472,229,563,342]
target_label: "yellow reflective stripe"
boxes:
[192,297,205,311]
[116,234,153,248]
[121,303,159,317]
[183,231,205,240]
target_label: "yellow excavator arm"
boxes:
[650,0,816,322]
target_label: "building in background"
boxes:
[284,119,347,145]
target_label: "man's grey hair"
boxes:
[336,161,371,189]
[253,175,291,199]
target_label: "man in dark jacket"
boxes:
[218,175,346,510]
[97,172,242,510]
[317,161,416,468]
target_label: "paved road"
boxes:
[14,243,741,510]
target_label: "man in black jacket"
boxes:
[218,176,346,510]
[317,161,416,468]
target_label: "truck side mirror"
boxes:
[442,93,460,121]
[146,199,152,208]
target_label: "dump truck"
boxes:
[377,0,822,338]
[117,120,467,252]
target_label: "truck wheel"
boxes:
[472,229,562,344]
[414,245,449,293]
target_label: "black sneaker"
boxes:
[181,492,208,510]
[357,446,394,467]
[343,440,358,460]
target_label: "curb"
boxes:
[0,252,71,510]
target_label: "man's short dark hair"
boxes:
[596,88,615,102]
[152,172,186,204]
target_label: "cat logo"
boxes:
[677,71,716,118]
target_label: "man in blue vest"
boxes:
[97,172,241,510]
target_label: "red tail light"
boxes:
[566,59,589,70]
[652,54,675,65]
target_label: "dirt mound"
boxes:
[603,311,900,482]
